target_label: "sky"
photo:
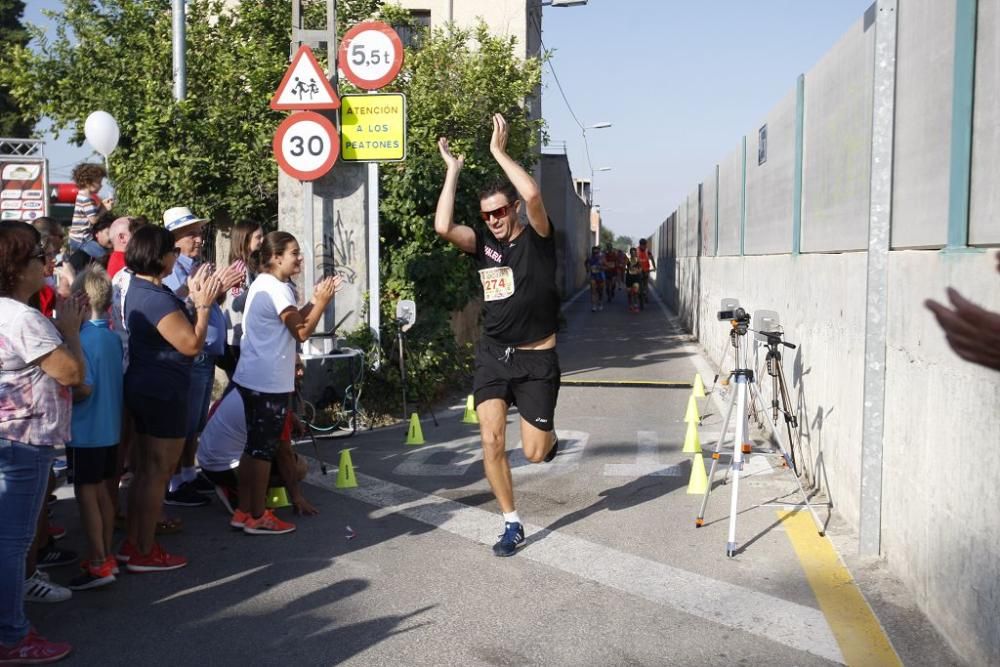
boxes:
[24,0,875,240]
[539,0,875,240]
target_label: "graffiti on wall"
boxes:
[319,210,359,284]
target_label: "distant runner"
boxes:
[586,246,605,312]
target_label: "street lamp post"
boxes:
[591,166,611,245]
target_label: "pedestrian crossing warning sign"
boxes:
[270,45,340,111]
[339,94,406,162]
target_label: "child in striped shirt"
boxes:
[69,163,112,251]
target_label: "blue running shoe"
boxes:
[492,521,525,557]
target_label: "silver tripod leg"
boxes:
[726,373,750,557]
[696,380,736,526]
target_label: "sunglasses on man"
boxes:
[480,204,511,222]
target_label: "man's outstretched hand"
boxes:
[925,286,1000,371]
[438,137,464,172]
[490,113,509,157]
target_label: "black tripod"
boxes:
[760,330,799,475]
[396,320,438,427]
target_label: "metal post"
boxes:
[302,179,316,334]
[944,0,978,252]
[792,74,805,255]
[368,160,381,344]
[859,0,898,556]
[172,0,186,101]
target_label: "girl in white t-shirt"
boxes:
[230,231,341,535]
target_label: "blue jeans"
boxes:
[0,439,55,645]
[186,353,217,437]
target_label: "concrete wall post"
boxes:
[945,0,979,251]
[859,0,897,557]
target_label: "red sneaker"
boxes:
[125,544,187,573]
[47,523,67,541]
[243,509,296,535]
[115,540,138,564]
[230,509,250,529]
[104,554,119,576]
[0,628,72,664]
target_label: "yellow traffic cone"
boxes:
[405,413,425,445]
[266,486,291,509]
[692,373,707,398]
[335,449,357,488]
[461,394,478,424]
[682,420,702,453]
[684,394,701,423]
[687,453,709,494]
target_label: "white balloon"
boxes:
[84,111,120,157]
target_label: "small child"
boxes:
[68,163,112,252]
[67,266,123,590]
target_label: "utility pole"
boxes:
[290,0,338,349]
[172,0,186,101]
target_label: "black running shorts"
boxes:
[473,340,560,432]
[66,445,119,485]
[234,384,291,462]
[127,393,188,439]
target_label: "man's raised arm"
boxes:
[490,113,550,238]
[434,137,476,254]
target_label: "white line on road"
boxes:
[604,430,686,477]
[304,461,843,664]
[391,430,589,478]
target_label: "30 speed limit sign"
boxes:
[273,111,340,181]
[338,21,404,90]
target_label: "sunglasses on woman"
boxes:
[30,245,47,262]
[480,204,511,222]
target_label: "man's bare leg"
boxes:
[477,398,514,512]
[520,418,557,463]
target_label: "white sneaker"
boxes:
[24,569,72,603]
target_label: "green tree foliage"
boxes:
[2,0,378,222]
[0,0,33,136]
[614,234,633,250]
[599,225,614,248]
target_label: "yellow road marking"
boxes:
[779,510,902,666]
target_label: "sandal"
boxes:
[155,517,183,535]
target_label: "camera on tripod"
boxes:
[717,298,749,323]
[718,298,751,337]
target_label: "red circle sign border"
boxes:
[273,111,340,181]
[338,21,405,91]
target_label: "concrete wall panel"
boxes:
[891,0,955,249]
[717,144,744,256]
[745,89,797,255]
[801,17,875,252]
[702,167,718,256]
[686,186,701,257]
[970,0,1000,245]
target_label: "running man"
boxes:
[625,247,642,312]
[586,246,605,312]
[434,113,560,557]
[602,242,618,303]
[636,238,656,310]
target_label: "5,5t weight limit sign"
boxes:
[273,111,340,181]
[338,21,404,91]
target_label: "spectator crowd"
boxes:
[0,163,341,663]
